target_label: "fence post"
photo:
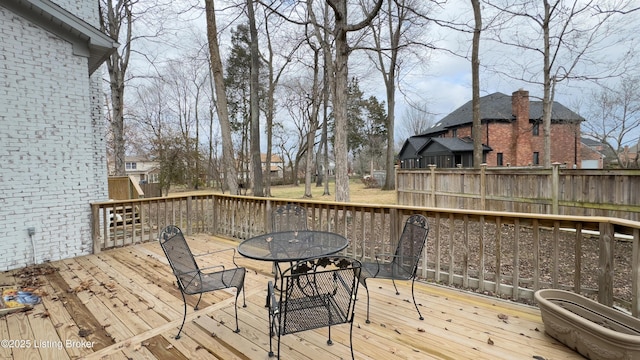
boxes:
[551,163,560,214]
[480,164,487,210]
[429,164,437,207]
[598,222,615,306]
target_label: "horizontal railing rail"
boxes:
[91,193,640,318]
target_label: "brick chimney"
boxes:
[512,89,529,119]
[512,89,532,166]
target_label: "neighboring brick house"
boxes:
[0,0,117,270]
[399,90,603,169]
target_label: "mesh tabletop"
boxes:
[237,231,348,262]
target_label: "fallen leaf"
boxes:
[487,338,494,345]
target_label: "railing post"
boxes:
[632,228,640,317]
[186,196,193,235]
[598,222,615,306]
[266,199,273,233]
[91,204,101,254]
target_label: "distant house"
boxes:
[109,156,160,184]
[0,0,118,270]
[580,137,611,169]
[617,144,639,168]
[399,90,602,169]
[261,153,284,178]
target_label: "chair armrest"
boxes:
[200,264,226,273]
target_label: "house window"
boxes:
[497,153,503,166]
[533,152,540,165]
[126,162,137,170]
[533,122,540,136]
[452,129,457,137]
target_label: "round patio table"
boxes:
[237,230,349,263]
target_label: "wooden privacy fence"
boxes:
[91,193,640,318]
[397,164,640,221]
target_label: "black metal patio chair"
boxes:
[159,225,246,338]
[272,204,308,232]
[359,214,429,323]
[268,255,361,359]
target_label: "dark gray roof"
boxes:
[581,137,604,147]
[5,0,118,74]
[422,92,584,136]
[398,137,430,160]
[424,138,491,153]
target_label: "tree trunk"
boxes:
[247,0,263,196]
[471,0,483,168]
[204,0,238,194]
[332,2,351,202]
[542,0,552,168]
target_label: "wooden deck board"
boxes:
[0,235,587,360]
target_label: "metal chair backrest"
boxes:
[272,204,308,232]
[277,256,361,335]
[159,225,199,290]
[392,214,429,279]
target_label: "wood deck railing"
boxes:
[91,193,640,318]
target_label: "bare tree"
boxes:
[258,6,303,197]
[205,0,239,194]
[316,0,384,201]
[486,0,637,167]
[100,0,133,176]
[582,77,640,168]
[471,0,482,168]
[363,0,434,189]
[246,0,264,196]
[398,102,435,140]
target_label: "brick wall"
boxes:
[0,2,108,270]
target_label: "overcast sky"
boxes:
[127,0,640,148]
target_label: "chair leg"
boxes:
[392,279,400,295]
[349,321,355,360]
[233,291,241,333]
[268,310,275,357]
[176,291,188,339]
[327,324,333,345]
[411,278,424,320]
[241,286,247,308]
[194,293,203,310]
[363,281,371,324]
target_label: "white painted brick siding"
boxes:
[52,0,99,27]
[0,3,108,270]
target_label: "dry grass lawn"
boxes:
[174,178,397,205]
[269,178,397,205]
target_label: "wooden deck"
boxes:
[0,235,584,360]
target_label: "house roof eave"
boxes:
[5,0,119,74]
